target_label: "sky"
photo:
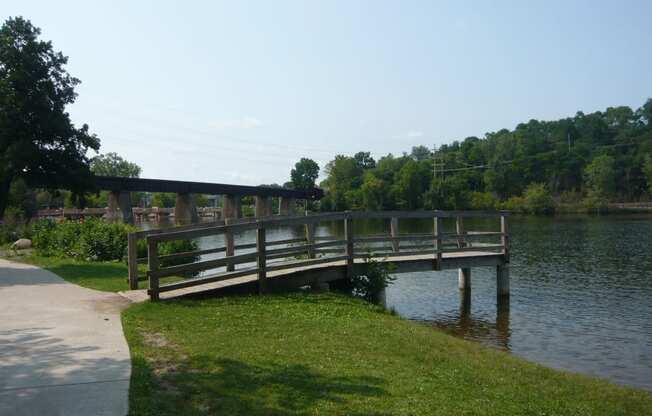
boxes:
[3,1,652,185]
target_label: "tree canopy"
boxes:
[290,158,320,190]
[0,17,99,218]
[90,152,141,178]
[315,99,652,212]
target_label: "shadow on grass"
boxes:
[131,355,389,415]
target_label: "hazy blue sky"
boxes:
[4,1,652,185]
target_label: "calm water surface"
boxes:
[145,215,652,390]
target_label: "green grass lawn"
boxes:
[123,293,652,416]
[4,253,130,292]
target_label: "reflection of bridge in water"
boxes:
[425,292,512,351]
[121,211,512,306]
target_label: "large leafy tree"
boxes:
[0,17,99,218]
[90,152,141,178]
[584,154,616,198]
[290,158,319,190]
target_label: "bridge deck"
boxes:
[121,250,505,302]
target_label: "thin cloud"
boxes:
[208,117,263,130]
[392,130,425,140]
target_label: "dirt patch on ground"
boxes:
[143,332,171,348]
[91,294,132,314]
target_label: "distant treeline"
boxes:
[314,99,652,214]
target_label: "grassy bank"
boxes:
[2,253,129,292]
[123,293,652,415]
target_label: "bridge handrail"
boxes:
[134,210,510,300]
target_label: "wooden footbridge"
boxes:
[125,210,511,302]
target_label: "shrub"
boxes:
[499,196,526,213]
[523,183,556,215]
[351,257,396,304]
[136,238,200,269]
[582,191,609,214]
[469,192,498,210]
[32,218,135,261]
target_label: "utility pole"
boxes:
[432,144,444,183]
[567,132,571,153]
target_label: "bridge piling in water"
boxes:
[174,193,198,224]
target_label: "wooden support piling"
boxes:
[344,216,354,279]
[434,216,442,270]
[224,218,235,272]
[501,215,510,262]
[305,223,316,259]
[256,226,267,294]
[147,239,160,301]
[127,233,139,289]
[390,217,400,253]
[497,264,510,297]
[456,216,465,248]
[458,268,471,290]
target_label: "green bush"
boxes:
[469,192,498,210]
[582,191,609,214]
[32,218,135,261]
[499,195,526,213]
[136,238,200,269]
[351,257,396,304]
[523,183,556,215]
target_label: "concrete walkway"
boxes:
[0,259,131,416]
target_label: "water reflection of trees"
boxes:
[425,294,512,351]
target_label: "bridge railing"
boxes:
[136,211,510,301]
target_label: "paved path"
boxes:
[0,259,131,416]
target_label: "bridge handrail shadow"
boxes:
[130,210,510,301]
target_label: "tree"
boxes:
[151,192,176,208]
[643,155,652,194]
[90,152,141,177]
[584,154,616,198]
[0,17,100,218]
[322,155,363,211]
[290,158,319,190]
[523,183,555,215]
[353,151,376,170]
[392,160,429,209]
[410,145,431,161]
[360,172,386,211]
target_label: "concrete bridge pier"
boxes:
[223,195,242,220]
[174,193,198,224]
[279,197,296,216]
[106,191,133,224]
[255,196,272,218]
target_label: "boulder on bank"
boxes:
[11,239,32,250]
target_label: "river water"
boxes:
[145,214,652,391]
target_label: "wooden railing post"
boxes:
[434,215,442,271]
[224,218,235,271]
[127,233,139,289]
[256,226,267,294]
[455,216,465,248]
[501,215,509,262]
[344,215,354,278]
[390,217,399,253]
[305,223,316,259]
[147,238,160,301]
